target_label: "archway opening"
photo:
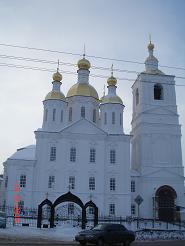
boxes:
[155,185,177,222]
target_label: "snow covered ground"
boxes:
[0,222,185,244]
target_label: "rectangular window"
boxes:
[50,147,56,161]
[61,110,63,122]
[109,204,115,215]
[70,147,76,162]
[110,149,116,164]
[20,174,26,188]
[68,203,74,215]
[131,204,136,215]
[53,109,56,121]
[93,109,96,123]
[110,178,116,191]
[45,109,48,121]
[131,181,135,192]
[48,175,55,188]
[89,177,95,190]
[69,176,75,189]
[90,148,96,163]
[5,176,8,188]
[69,107,72,122]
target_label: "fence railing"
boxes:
[1,205,185,230]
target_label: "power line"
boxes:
[1,62,185,86]
[0,43,185,71]
[0,54,140,75]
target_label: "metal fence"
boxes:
[1,205,185,230]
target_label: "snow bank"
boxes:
[0,224,185,243]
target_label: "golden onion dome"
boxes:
[77,54,91,70]
[67,83,99,99]
[52,69,62,81]
[45,91,66,101]
[102,94,123,104]
[147,41,154,50]
[107,75,117,86]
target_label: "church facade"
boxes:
[1,42,184,221]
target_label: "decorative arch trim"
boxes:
[53,191,84,209]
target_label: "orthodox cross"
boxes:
[111,64,113,77]
[83,44,86,59]
[89,194,93,200]
[45,192,50,199]
[67,184,71,191]
[57,59,59,72]
[149,34,151,43]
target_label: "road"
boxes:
[1,241,185,246]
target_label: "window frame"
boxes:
[5,176,8,188]
[104,112,107,125]
[109,203,115,216]
[93,109,96,123]
[69,176,75,189]
[110,177,116,191]
[50,146,56,161]
[90,148,96,163]
[81,106,85,118]
[70,147,76,162]
[69,107,72,122]
[48,175,55,188]
[53,109,56,121]
[89,176,95,190]
[20,174,26,188]
[110,149,116,164]
[131,180,135,192]
[112,112,115,124]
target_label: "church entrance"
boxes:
[155,185,177,222]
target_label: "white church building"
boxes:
[1,42,185,221]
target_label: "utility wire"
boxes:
[0,43,185,71]
[0,54,140,75]
[1,62,185,86]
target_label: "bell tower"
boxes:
[131,41,183,176]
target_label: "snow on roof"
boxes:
[9,145,36,161]
[131,169,140,177]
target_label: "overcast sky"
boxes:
[0,0,185,174]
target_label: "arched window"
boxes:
[112,112,115,124]
[93,109,96,123]
[81,106,85,118]
[110,149,116,164]
[53,109,56,121]
[61,110,63,122]
[20,174,26,188]
[120,113,122,125]
[45,109,48,121]
[136,88,139,105]
[154,83,163,100]
[104,112,107,125]
[90,148,96,163]
[69,107,72,122]
[50,146,56,161]
[70,147,76,162]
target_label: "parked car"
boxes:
[75,223,135,246]
[0,211,6,228]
